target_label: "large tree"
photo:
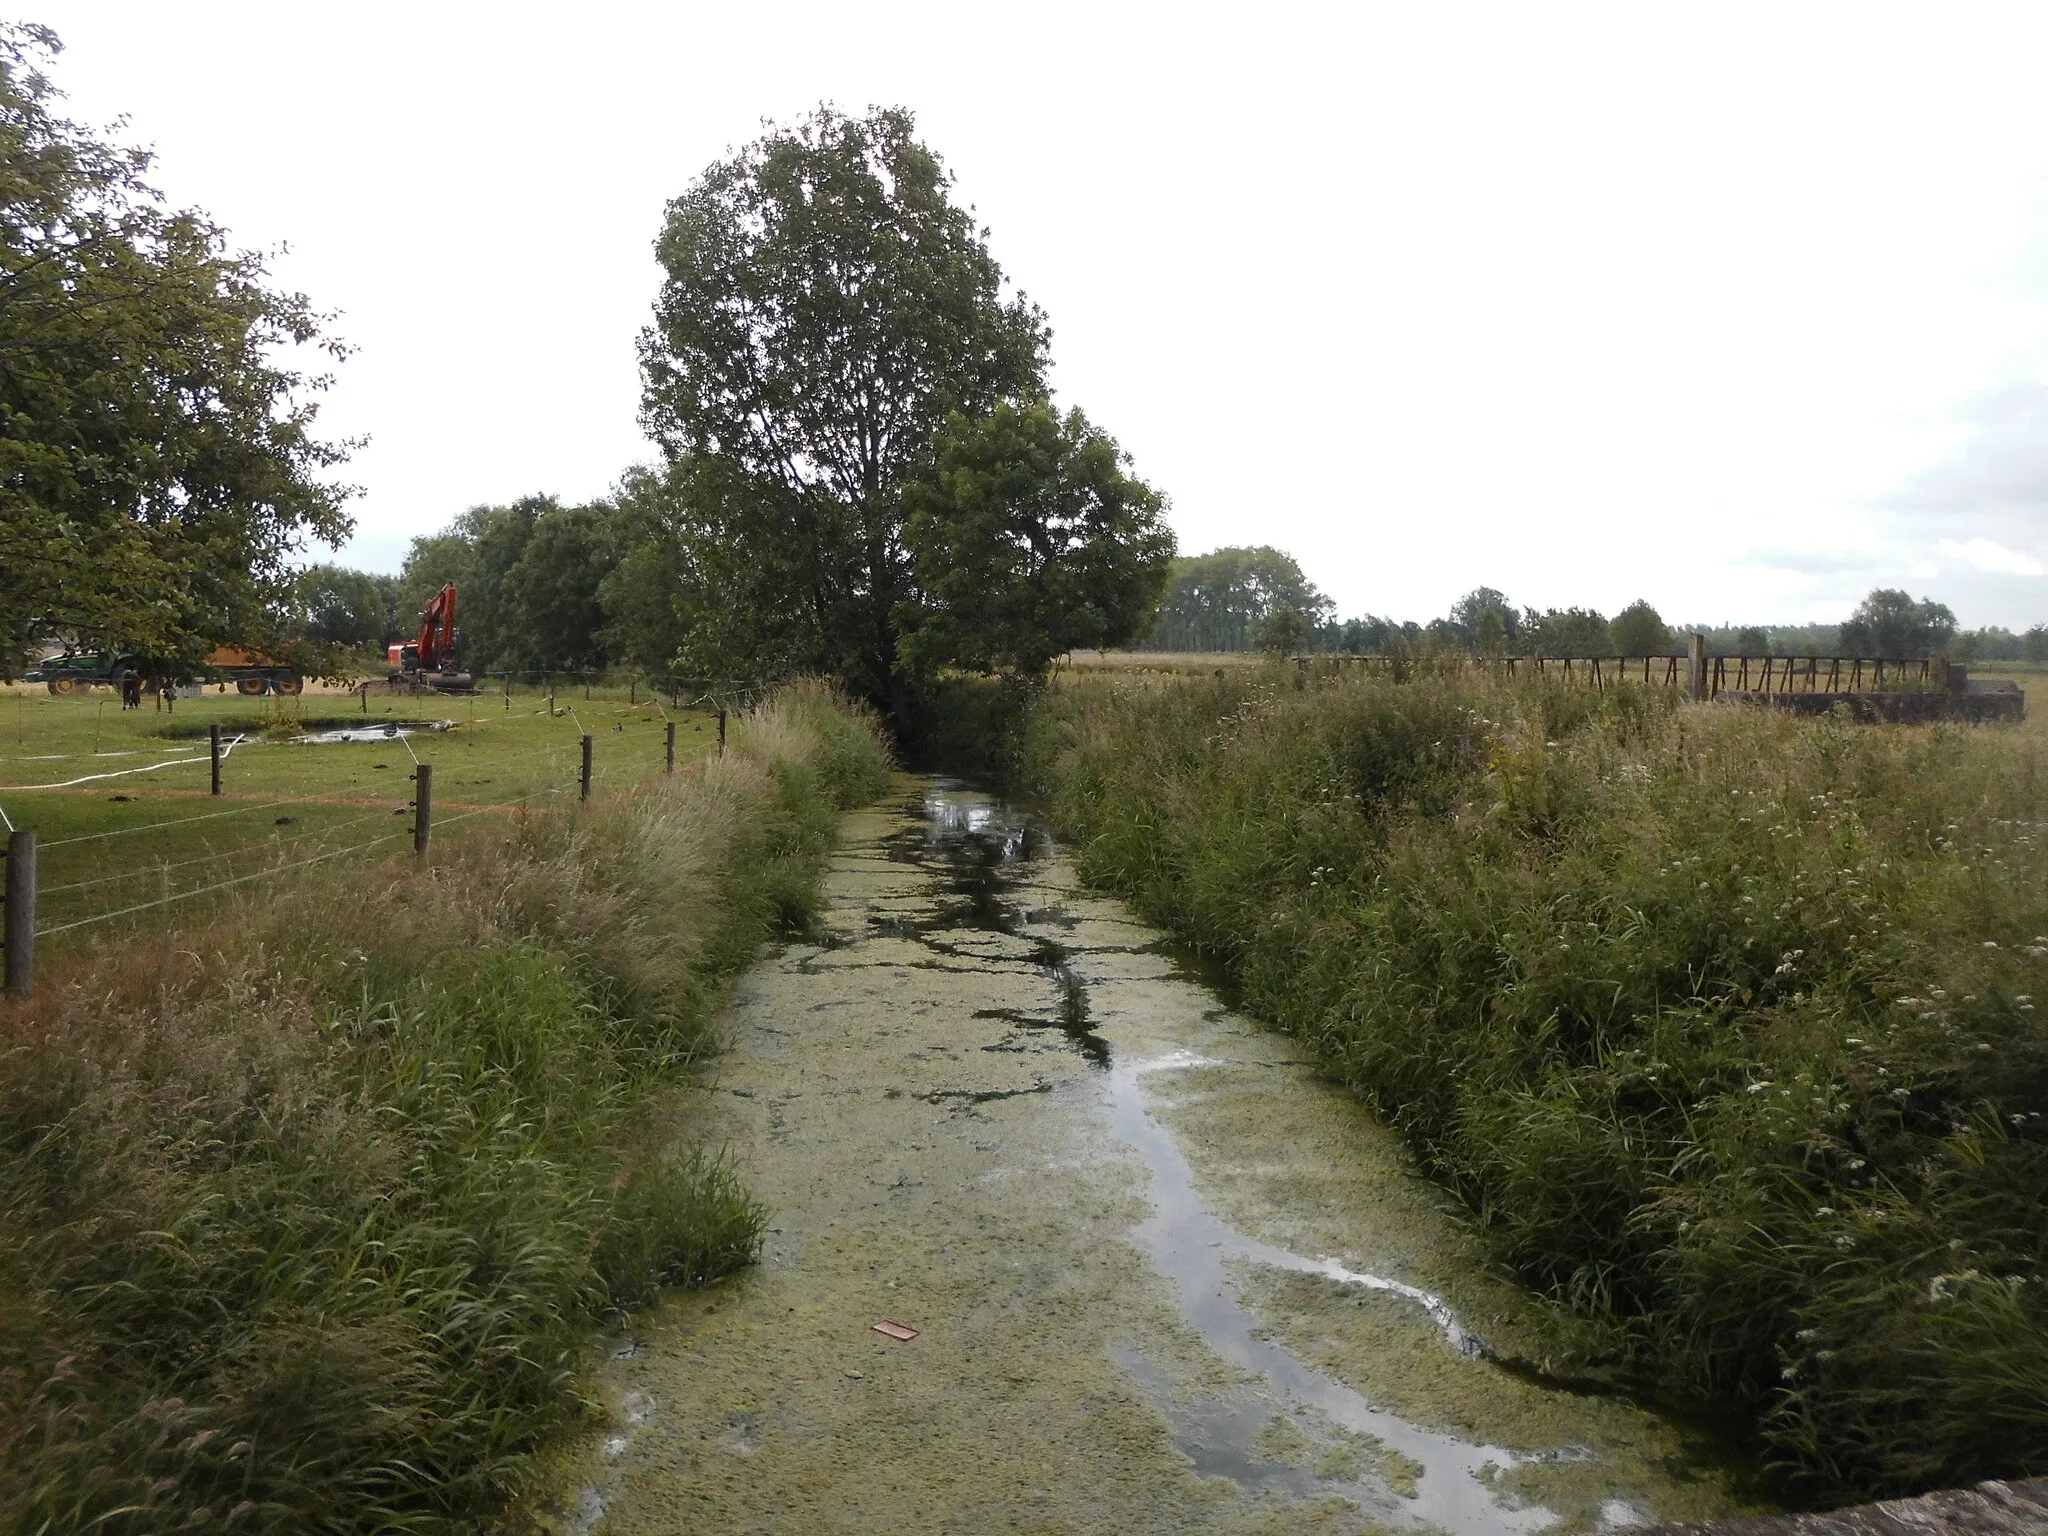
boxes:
[639,106,1049,708]
[900,400,1171,679]
[1146,547,1331,652]
[0,24,352,668]
[1838,587,1957,659]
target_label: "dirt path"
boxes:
[541,778,1762,1534]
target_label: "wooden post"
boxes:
[630,680,636,705]
[1688,633,1707,702]
[209,723,222,796]
[665,720,676,774]
[717,709,727,758]
[413,762,433,856]
[4,828,33,1001]
[580,735,593,801]
[361,683,369,715]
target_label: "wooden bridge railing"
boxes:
[1291,646,1944,700]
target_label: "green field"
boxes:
[0,682,724,952]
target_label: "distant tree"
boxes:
[1146,546,1332,651]
[2026,626,2048,664]
[1523,607,1611,657]
[1610,600,1675,656]
[900,400,1172,680]
[1333,615,1408,653]
[295,564,395,650]
[0,24,353,665]
[501,505,612,675]
[1253,604,1312,656]
[1735,626,1770,655]
[1448,587,1521,651]
[1838,588,1956,658]
[639,105,1049,713]
[1473,606,1508,657]
[597,465,699,681]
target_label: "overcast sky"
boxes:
[28,2,2048,628]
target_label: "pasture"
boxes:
[0,681,724,957]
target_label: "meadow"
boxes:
[1016,661,2048,1500]
[1,680,729,952]
[0,682,890,1533]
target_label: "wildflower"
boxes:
[1816,1206,1836,1216]
[1747,1081,1774,1094]
[1983,941,2000,949]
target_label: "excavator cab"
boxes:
[388,584,474,691]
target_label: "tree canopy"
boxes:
[0,24,352,669]
[901,400,1171,679]
[639,105,1070,709]
[1838,588,1957,659]
[1145,547,1331,652]
[1610,599,1675,656]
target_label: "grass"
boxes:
[0,681,728,948]
[1009,661,2048,1501]
[0,680,891,1533]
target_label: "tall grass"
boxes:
[0,684,889,1533]
[1024,666,2048,1499]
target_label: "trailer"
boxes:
[203,646,302,696]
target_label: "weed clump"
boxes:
[0,685,890,1532]
[1035,666,2048,1498]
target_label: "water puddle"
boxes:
[292,720,451,746]
[548,777,1755,1533]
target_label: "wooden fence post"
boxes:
[717,709,727,758]
[665,720,676,774]
[1688,633,1707,702]
[210,724,223,796]
[581,735,593,801]
[4,828,34,1001]
[413,763,433,855]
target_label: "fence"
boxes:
[1294,637,1952,701]
[0,718,716,1000]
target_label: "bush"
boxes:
[0,684,888,1532]
[1032,665,2048,1499]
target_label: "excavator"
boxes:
[387,583,475,692]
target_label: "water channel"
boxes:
[543,777,1759,1533]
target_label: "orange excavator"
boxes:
[387,583,474,692]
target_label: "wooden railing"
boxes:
[1291,646,1947,699]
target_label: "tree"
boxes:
[1523,607,1611,657]
[295,564,396,650]
[1146,547,1332,651]
[900,400,1171,680]
[0,24,352,666]
[1735,626,1770,656]
[2025,626,2048,664]
[501,503,611,675]
[639,105,1048,709]
[597,464,700,681]
[1838,588,1956,658]
[1448,587,1521,652]
[1610,600,1675,656]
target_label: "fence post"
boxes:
[4,828,33,1001]
[665,720,676,774]
[717,709,727,758]
[210,723,223,796]
[413,762,433,855]
[581,735,593,801]
[1688,633,1707,702]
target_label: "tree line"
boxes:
[1142,548,2047,661]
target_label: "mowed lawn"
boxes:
[0,682,723,955]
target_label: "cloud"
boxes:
[1935,537,2044,575]
[1889,382,2048,529]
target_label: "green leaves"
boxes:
[0,24,353,667]
[637,106,1051,705]
[900,399,1173,682]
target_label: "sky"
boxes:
[26,2,2048,629]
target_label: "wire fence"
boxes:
[0,719,704,998]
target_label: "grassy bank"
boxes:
[0,683,889,1533]
[1015,665,2048,1499]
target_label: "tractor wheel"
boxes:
[274,674,303,696]
[236,677,268,696]
[48,676,77,696]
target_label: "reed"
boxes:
[0,684,890,1532]
[1026,665,2048,1498]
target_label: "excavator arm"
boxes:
[417,583,457,670]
